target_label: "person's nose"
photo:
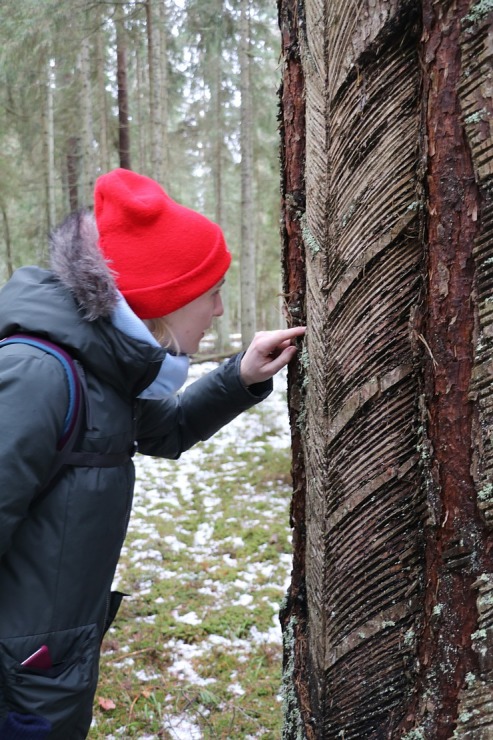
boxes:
[213,293,224,317]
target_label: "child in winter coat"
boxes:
[0,168,304,739]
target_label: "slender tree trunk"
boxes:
[135,44,146,173]
[66,136,80,213]
[146,0,161,181]
[79,31,95,205]
[159,1,169,184]
[146,0,168,185]
[44,58,56,232]
[239,0,256,348]
[279,0,493,738]
[96,20,110,173]
[211,0,231,352]
[115,4,131,170]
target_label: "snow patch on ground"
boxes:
[106,363,292,738]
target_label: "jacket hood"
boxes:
[50,210,118,321]
[0,211,165,397]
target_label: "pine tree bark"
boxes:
[279,0,493,737]
[115,4,131,170]
[278,1,310,737]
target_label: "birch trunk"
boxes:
[279,0,493,737]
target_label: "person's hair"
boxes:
[145,317,181,354]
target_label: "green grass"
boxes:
[89,375,292,739]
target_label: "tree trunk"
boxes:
[135,43,146,173]
[239,0,256,348]
[211,0,231,353]
[115,3,131,170]
[279,0,493,738]
[79,31,95,206]
[44,58,56,232]
[66,136,80,213]
[96,19,110,173]
[146,0,168,185]
[405,2,493,733]
[278,2,309,738]
[159,1,169,184]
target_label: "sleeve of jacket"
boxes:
[135,353,273,458]
[0,347,68,558]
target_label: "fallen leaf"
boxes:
[98,697,116,711]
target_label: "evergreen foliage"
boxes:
[0,0,283,336]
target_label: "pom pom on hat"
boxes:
[94,168,231,318]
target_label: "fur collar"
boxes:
[50,210,119,321]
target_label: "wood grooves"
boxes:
[302,1,424,737]
[280,0,493,736]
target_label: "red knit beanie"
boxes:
[94,168,231,318]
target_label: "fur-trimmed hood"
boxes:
[50,210,119,321]
[0,211,165,397]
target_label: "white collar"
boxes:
[111,292,189,398]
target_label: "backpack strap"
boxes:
[0,335,87,495]
[0,335,135,500]
[1,335,84,449]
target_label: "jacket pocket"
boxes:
[0,624,99,737]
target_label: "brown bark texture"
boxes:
[412,1,493,737]
[278,1,314,737]
[66,135,80,213]
[279,0,493,737]
[116,13,131,171]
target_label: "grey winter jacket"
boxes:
[0,212,271,738]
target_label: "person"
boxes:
[0,168,305,739]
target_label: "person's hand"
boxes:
[240,327,306,386]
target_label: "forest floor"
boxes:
[89,359,293,739]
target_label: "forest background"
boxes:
[0,0,283,348]
[0,2,293,736]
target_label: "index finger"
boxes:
[259,326,306,353]
[271,326,306,342]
